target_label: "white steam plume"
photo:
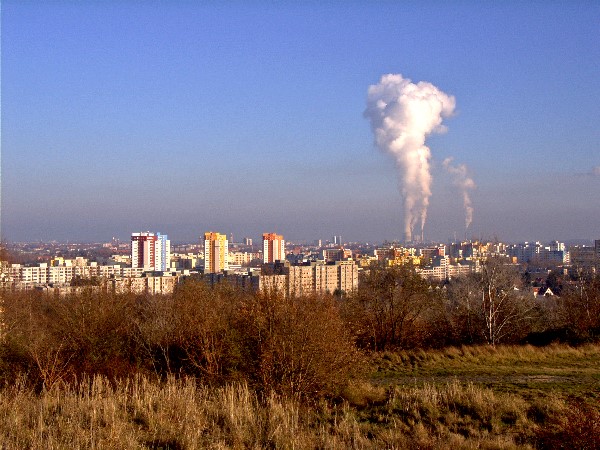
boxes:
[364,74,455,242]
[442,157,476,229]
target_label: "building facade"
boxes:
[131,232,170,271]
[262,233,285,263]
[204,232,229,273]
[570,245,597,271]
[286,260,358,297]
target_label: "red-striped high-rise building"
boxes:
[262,233,285,263]
[131,232,170,271]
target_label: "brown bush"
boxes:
[1,289,140,387]
[1,283,361,401]
[54,290,139,379]
[1,290,73,387]
[533,399,600,449]
[236,292,363,400]
[171,280,246,382]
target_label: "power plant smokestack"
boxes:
[364,74,455,243]
[442,157,476,230]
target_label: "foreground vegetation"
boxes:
[373,343,600,399]
[1,260,599,448]
[0,345,598,449]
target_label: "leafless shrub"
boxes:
[534,399,600,449]
[343,265,440,351]
[172,280,245,382]
[1,289,139,387]
[236,292,364,400]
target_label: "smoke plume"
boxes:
[442,157,476,229]
[364,74,455,242]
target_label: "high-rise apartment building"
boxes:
[287,260,358,297]
[262,233,285,263]
[131,232,170,271]
[204,232,229,273]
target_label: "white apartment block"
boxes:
[287,260,358,297]
[131,232,171,272]
[288,265,315,297]
[337,260,359,293]
[111,273,178,295]
[256,274,287,294]
[4,261,146,288]
[417,256,479,281]
[229,251,253,266]
[4,253,154,293]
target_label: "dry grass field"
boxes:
[0,343,598,449]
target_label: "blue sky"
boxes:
[2,1,600,243]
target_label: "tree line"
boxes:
[1,257,599,401]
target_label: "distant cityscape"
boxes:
[2,230,599,298]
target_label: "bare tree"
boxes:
[345,264,436,350]
[446,276,484,345]
[477,257,536,346]
[175,281,241,382]
[134,294,181,376]
[559,271,600,340]
[445,257,538,346]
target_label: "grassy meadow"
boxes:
[0,343,598,449]
[372,343,600,399]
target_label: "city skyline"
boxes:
[2,2,600,243]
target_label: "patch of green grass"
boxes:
[371,343,600,399]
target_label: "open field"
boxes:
[0,343,598,449]
[371,343,600,400]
